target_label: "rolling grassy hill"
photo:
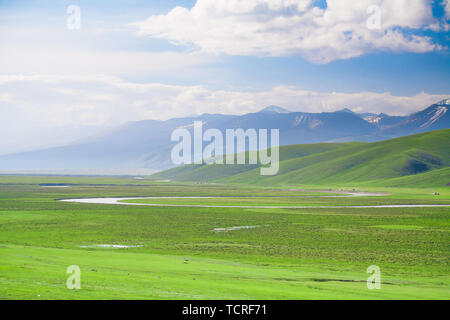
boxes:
[150,129,450,188]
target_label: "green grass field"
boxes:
[151,130,450,188]
[0,178,449,299]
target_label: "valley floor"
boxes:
[0,176,449,299]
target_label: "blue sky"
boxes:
[1,0,449,93]
[0,0,449,153]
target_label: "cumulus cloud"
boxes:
[132,0,441,63]
[444,0,450,19]
[0,74,447,153]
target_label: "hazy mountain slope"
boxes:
[0,115,238,171]
[151,129,450,187]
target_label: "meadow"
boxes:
[0,176,449,299]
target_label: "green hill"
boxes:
[356,167,450,188]
[150,129,450,188]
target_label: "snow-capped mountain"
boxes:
[382,99,449,136]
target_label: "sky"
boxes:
[0,0,449,154]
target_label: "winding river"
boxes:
[59,192,450,209]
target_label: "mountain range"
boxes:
[0,99,448,173]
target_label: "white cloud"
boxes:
[0,45,212,76]
[0,74,447,153]
[0,25,215,76]
[132,0,441,63]
[444,0,450,19]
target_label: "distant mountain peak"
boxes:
[337,108,354,114]
[259,105,291,114]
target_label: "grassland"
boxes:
[121,192,450,206]
[0,178,449,299]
